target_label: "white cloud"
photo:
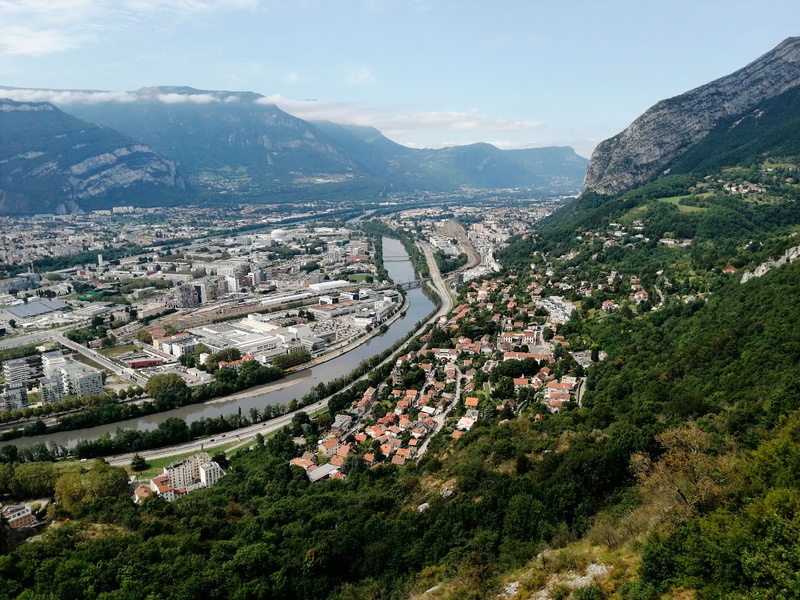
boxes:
[0,88,137,103]
[0,0,266,56]
[263,95,544,135]
[157,92,219,104]
[0,87,238,106]
[0,26,88,57]
[345,67,376,87]
[286,72,301,85]
[124,0,262,19]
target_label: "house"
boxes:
[307,463,340,483]
[289,457,317,472]
[465,397,479,408]
[545,381,575,401]
[331,413,353,435]
[601,300,617,312]
[1,504,34,528]
[133,485,154,503]
[150,475,180,503]
[320,438,339,458]
[456,416,476,431]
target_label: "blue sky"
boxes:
[1,0,798,158]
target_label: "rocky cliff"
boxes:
[584,37,800,196]
[0,99,186,214]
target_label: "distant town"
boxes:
[0,193,602,502]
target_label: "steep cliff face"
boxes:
[584,37,800,196]
[0,99,186,214]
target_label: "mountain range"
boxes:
[0,86,588,215]
[539,36,800,238]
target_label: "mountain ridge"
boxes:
[584,36,800,196]
[0,85,587,212]
[0,98,186,214]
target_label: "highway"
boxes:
[417,240,455,318]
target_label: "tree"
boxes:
[591,344,600,362]
[8,320,15,329]
[211,452,229,469]
[9,462,57,498]
[0,445,19,465]
[54,460,129,516]
[145,373,189,404]
[136,330,153,344]
[631,425,735,524]
[205,347,242,372]
[130,453,149,472]
[494,376,515,399]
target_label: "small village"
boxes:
[287,275,585,483]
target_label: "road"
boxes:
[0,324,77,351]
[106,397,329,466]
[417,240,454,318]
[53,333,148,387]
[416,365,461,459]
[103,248,455,466]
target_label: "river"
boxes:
[11,237,432,450]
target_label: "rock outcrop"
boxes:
[0,99,185,214]
[584,37,800,196]
[741,244,800,283]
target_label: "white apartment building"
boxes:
[39,377,63,405]
[2,382,28,411]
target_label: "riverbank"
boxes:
[188,292,411,405]
[6,238,433,451]
[103,286,441,466]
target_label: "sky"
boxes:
[0,1,798,158]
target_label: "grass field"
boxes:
[100,344,137,358]
[347,273,374,282]
[656,195,707,213]
[71,353,106,371]
[126,440,242,479]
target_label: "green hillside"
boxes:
[669,85,800,175]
